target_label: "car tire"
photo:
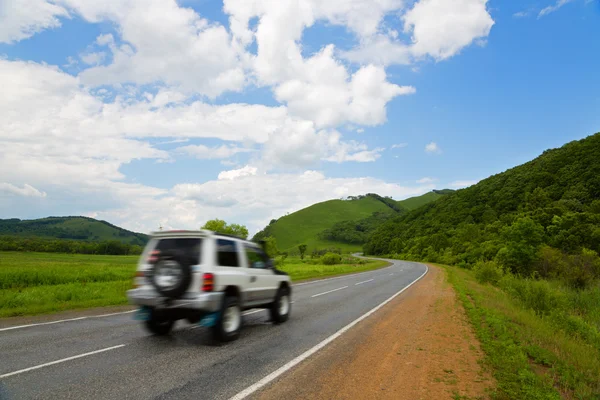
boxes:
[270,286,291,324]
[144,310,175,336]
[149,250,193,299]
[213,296,241,342]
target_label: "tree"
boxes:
[201,219,248,239]
[262,236,279,258]
[298,244,307,259]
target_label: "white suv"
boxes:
[127,230,292,342]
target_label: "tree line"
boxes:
[0,236,144,255]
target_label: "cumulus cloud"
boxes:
[425,142,442,154]
[392,143,408,149]
[0,183,47,198]
[0,0,69,43]
[55,0,247,98]
[344,0,494,65]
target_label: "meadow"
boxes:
[0,252,387,318]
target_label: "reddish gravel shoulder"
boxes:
[255,265,495,400]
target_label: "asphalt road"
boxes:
[0,259,427,400]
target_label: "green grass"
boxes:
[0,252,388,318]
[440,263,600,399]
[269,196,394,252]
[279,256,389,281]
[396,191,445,211]
[0,252,138,317]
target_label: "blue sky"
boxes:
[0,0,598,234]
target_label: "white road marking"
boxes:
[389,273,394,276]
[0,344,126,379]
[292,267,390,287]
[229,264,429,400]
[355,279,374,286]
[0,310,136,332]
[311,286,348,298]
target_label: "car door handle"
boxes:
[250,276,257,282]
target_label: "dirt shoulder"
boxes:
[255,264,495,400]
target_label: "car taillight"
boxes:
[202,273,214,292]
[147,250,160,264]
[132,270,146,288]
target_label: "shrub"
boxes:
[473,260,504,285]
[321,252,342,265]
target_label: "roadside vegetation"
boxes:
[444,264,600,399]
[0,251,387,318]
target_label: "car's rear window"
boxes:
[153,238,202,264]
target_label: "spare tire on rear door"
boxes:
[149,249,193,298]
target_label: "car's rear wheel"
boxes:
[144,310,175,335]
[270,286,291,324]
[213,296,241,342]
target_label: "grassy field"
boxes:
[0,252,388,318]
[441,264,600,399]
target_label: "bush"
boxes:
[473,260,504,285]
[321,252,342,265]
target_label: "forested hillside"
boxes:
[365,133,600,287]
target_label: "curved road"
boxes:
[0,259,427,400]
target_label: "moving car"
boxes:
[127,230,291,342]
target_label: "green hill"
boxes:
[0,216,148,246]
[364,132,600,281]
[253,191,451,253]
[396,190,447,211]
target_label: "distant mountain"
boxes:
[253,191,452,252]
[0,216,148,246]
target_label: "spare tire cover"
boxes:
[149,250,193,299]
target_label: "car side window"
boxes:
[216,239,239,267]
[245,245,268,269]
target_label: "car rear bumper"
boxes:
[126,288,223,312]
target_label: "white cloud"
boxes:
[539,0,575,17]
[342,0,494,65]
[416,177,437,184]
[449,179,479,188]
[57,0,247,98]
[178,144,254,160]
[218,165,259,180]
[0,0,69,43]
[391,143,408,149]
[403,0,495,61]
[425,142,442,154]
[0,183,47,198]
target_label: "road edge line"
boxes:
[229,263,429,400]
[0,344,126,379]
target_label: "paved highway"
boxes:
[0,259,427,400]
